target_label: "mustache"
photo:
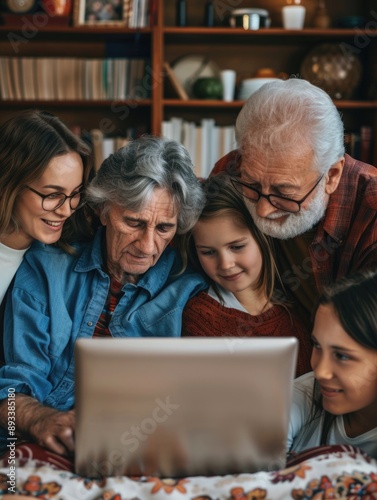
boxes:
[264,211,291,220]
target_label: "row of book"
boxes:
[344,126,374,165]
[82,123,374,177]
[87,126,147,170]
[90,131,131,171]
[162,118,236,178]
[0,57,149,101]
[86,120,235,178]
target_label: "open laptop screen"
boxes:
[75,337,297,478]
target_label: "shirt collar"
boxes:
[314,155,355,245]
[75,227,178,294]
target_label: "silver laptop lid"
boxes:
[75,337,297,478]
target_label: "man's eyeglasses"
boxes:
[230,174,325,214]
[25,186,86,212]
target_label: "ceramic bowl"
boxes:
[238,77,280,99]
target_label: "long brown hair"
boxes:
[0,110,95,252]
[179,174,282,303]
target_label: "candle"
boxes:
[282,5,306,29]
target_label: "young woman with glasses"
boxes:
[0,110,94,304]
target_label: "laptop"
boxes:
[74,337,297,478]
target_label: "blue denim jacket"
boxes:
[0,229,206,450]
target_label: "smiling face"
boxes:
[240,149,343,239]
[7,152,84,249]
[192,213,263,298]
[101,188,178,283]
[311,304,377,429]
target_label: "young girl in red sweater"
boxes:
[180,174,311,377]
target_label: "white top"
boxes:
[208,284,248,313]
[288,372,377,459]
[0,242,28,304]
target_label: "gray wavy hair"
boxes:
[235,78,345,173]
[86,136,205,234]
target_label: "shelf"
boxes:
[3,99,373,109]
[0,99,152,106]
[334,101,377,109]
[163,99,377,110]
[163,27,369,47]
[0,0,376,162]
[164,99,245,107]
[163,27,360,37]
[0,25,152,35]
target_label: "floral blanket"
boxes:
[1,445,376,499]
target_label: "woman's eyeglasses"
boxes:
[25,186,86,212]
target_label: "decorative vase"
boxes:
[41,0,72,15]
[300,43,362,99]
[312,0,331,29]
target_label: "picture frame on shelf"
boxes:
[73,0,129,25]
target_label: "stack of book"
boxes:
[162,117,236,178]
[0,57,149,100]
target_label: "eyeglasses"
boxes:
[230,174,325,214]
[25,186,86,212]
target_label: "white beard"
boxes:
[246,180,329,239]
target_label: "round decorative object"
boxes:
[192,77,223,99]
[172,55,221,98]
[300,43,362,99]
[5,0,38,13]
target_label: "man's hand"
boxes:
[28,406,75,456]
[0,394,75,456]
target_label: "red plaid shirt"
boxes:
[213,152,377,293]
[93,277,123,337]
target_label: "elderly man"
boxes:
[0,136,207,457]
[213,78,377,327]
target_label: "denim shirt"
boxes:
[0,228,206,450]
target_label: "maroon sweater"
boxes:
[182,291,312,377]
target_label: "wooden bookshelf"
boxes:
[0,0,376,161]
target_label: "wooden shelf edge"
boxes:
[164,99,244,107]
[164,99,377,109]
[4,99,374,109]
[0,99,152,106]
[0,25,152,34]
[163,27,362,37]
[334,100,377,109]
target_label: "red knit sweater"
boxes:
[182,291,312,377]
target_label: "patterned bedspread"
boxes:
[1,445,376,499]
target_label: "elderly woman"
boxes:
[0,136,207,458]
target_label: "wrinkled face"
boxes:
[311,304,377,421]
[192,214,263,296]
[101,188,178,283]
[240,149,329,239]
[11,152,84,249]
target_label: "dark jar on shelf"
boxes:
[176,0,186,26]
[204,0,214,27]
